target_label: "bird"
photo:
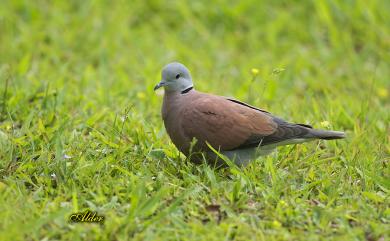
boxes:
[154,62,345,166]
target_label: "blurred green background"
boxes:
[0,0,389,240]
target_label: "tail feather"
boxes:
[306,129,345,140]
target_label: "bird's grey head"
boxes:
[154,62,193,92]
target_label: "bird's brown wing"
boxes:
[225,98,314,148]
[238,117,313,148]
[225,97,271,114]
[181,95,277,151]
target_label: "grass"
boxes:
[0,0,389,240]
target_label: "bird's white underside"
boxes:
[222,138,309,166]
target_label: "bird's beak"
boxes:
[154,81,166,91]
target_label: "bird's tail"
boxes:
[306,129,346,140]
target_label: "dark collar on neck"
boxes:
[181,86,193,94]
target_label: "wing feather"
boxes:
[181,95,276,151]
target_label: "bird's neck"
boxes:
[164,86,194,96]
[181,86,193,94]
[162,88,195,120]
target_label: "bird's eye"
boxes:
[175,74,180,79]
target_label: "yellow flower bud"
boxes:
[251,68,259,76]
[320,121,330,128]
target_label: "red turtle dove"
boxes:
[154,62,345,165]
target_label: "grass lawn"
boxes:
[0,0,389,240]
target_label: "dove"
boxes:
[154,62,345,166]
